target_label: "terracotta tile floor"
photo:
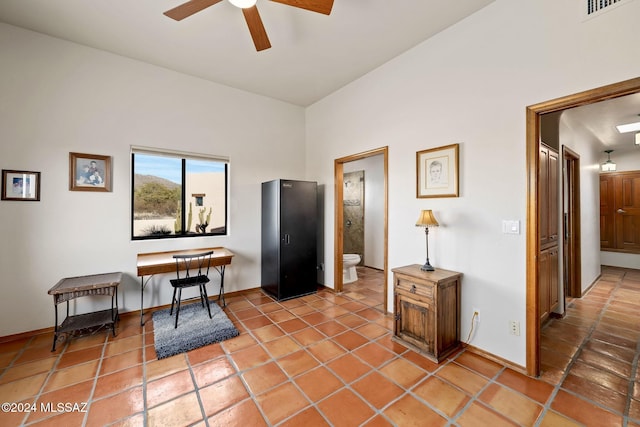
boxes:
[0,266,638,426]
[343,267,385,313]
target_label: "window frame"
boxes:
[130,146,229,241]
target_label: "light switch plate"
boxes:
[502,220,520,234]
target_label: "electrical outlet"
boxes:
[509,320,520,336]
[473,308,480,322]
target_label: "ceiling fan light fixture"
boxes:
[635,133,640,145]
[229,0,257,8]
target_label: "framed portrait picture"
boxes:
[416,143,459,198]
[69,152,112,192]
[1,170,41,201]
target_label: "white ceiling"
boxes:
[562,93,640,153]
[0,0,495,106]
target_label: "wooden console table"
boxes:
[136,247,234,326]
[48,272,122,351]
[392,265,462,363]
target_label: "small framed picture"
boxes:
[1,170,41,201]
[69,152,112,192]
[416,143,459,198]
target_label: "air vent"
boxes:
[585,0,632,17]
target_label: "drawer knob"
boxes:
[410,285,417,293]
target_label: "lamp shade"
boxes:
[635,133,640,145]
[416,210,439,227]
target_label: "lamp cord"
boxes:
[464,311,478,346]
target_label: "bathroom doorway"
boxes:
[334,147,389,313]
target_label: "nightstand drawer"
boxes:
[395,278,433,300]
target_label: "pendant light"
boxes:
[601,150,616,172]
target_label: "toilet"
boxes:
[343,254,362,284]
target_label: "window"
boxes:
[131,147,228,240]
[193,194,205,207]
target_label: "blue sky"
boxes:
[135,154,225,184]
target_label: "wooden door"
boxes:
[539,144,559,249]
[563,147,581,299]
[395,293,434,353]
[600,172,640,253]
[615,174,640,252]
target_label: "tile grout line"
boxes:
[81,334,110,427]
[18,335,67,427]
[203,276,497,425]
[242,293,372,426]
[622,270,639,426]
[230,297,308,426]
[0,334,42,427]
[79,332,109,427]
[185,350,211,427]
[141,319,149,427]
[221,306,276,426]
[262,289,472,426]
[4,267,637,426]
[539,269,632,425]
[238,291,395,426]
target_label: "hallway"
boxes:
[540,265,640,422]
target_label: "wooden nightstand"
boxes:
[392,265,462,363]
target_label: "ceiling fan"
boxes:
[163,0,335,51]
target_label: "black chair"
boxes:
[170,251,214,329]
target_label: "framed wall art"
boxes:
[416,143,459,198]
[1,169,41,201]
[69,152,112,192]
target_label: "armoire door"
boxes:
[539,144,559,249]
[279,180,318,299]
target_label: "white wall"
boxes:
[305,0,640,366]
[344,155,385,269]
[0,24,306,336]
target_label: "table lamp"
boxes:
[416,210,439,271]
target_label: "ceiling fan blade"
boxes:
[242,6,271,51]
[164,0,223,21]
[270,0,334,15]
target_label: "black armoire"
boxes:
[261,179,318,301]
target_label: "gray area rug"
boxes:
[152,302,239,359]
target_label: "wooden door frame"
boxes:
[526,77,640,377]
[562,146,582,299]
[334,147,389,312]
